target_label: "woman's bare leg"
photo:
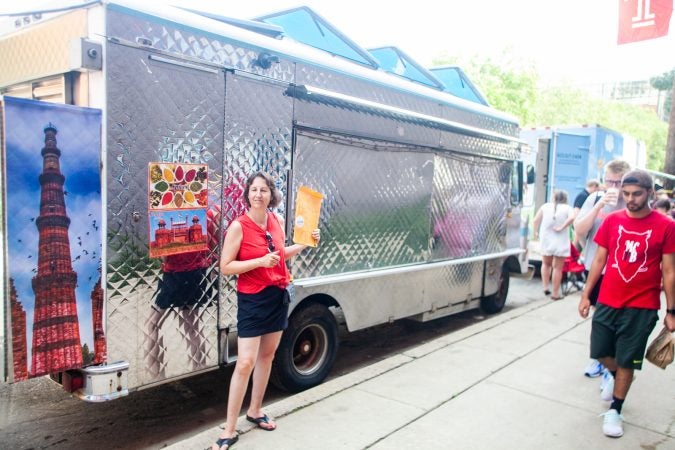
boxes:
[551,256,565,297]
[215,336,261,446]
[541,255,553,294]
[247,331,283,429]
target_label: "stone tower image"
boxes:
[10,278,29,381]
[31,123,82,377]
[91,276,106,364]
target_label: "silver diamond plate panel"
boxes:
[297,63,519,140]
[292,94,519,161]
[296,261,484,331]
[289,130,511,330]
[106,42,223,388]
[106,8,294,83]
[290,131,433,277]
[105,7,518,158]
[439,129,520,161]
[431,154,510,261]
[218,73,294,330]
[105,7,518,146]
[294,97,442,149]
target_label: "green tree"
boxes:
[650,69,673,116]
[529,84,667,170]
[433,53,668,171]
[650,69,675,190]
[433,50,538,124]
[82,343,93,365]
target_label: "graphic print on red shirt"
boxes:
[613,226,651,283]
[594,210,675,310]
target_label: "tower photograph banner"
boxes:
[2,97,103,382]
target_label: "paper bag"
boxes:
[645,326,674,369]
[293,186,323,247]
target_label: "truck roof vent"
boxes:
[255,6,379,69]
[429,66,490,106]
[177,7,285,39]
[368,46,444,90]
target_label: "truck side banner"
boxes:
[2,96,103,382]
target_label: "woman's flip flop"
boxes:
[246,414,276,431]
[213,434,238,450]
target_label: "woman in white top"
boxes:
[533,190,575,300]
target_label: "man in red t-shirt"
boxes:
[579,169,675,438]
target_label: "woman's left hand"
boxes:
[311,228,321,244]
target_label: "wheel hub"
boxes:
[300,340,312,355]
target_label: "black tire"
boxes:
[270,303,339,392]
[480,264,510,314]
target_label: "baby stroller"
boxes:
[561,243,586,296]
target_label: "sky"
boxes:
[0,0,673,85]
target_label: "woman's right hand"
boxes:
[259,251,281,268]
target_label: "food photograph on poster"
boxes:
[148,163,209,258]
[3,97,103,382]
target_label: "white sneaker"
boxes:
[584,359,604,378]
[600,371,614,401]
[599,368,609,391]
[601,409,623,437]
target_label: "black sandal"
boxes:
[246,414,276,431]
[213,434,238,450]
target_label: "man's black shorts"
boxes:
[590,303,658,370]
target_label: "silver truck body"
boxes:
[1,1,525,399]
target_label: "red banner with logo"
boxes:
[618,0,673,44]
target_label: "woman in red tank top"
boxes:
[212,172,320,450]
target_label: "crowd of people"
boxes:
[533,161,674,439]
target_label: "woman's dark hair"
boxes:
[552,190,568,220]
[553,190,568,205]
[243,171,282,208]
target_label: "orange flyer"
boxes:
[293,186,324,247]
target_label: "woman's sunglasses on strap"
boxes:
[265,231,275,252]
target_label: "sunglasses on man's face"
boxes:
[265,231,275,253]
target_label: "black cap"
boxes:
[621,169,653,190]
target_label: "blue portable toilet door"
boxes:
[550,132,590,205]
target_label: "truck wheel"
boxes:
[480,264,510,314]
[271,303,339,392]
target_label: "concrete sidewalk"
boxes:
[169,293,675,449]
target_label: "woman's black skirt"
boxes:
[237,285,289,338]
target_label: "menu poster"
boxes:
[293,186,324,247]
[148,163,208,258]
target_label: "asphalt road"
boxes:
[0,276,542,449]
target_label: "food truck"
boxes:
[519,124,646,263]
[1,1,527,401]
